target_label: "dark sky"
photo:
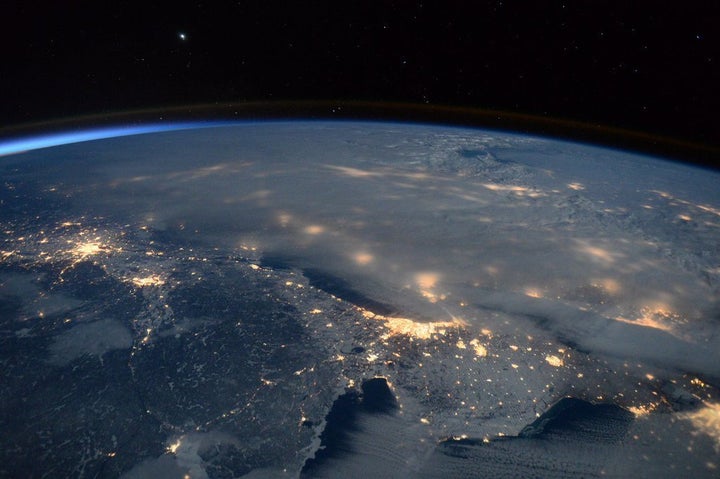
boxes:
[1,1,718,163]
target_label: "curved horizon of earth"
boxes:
[1,120,719,477]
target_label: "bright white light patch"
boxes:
[131,275,165,287]
[545,355,564,367]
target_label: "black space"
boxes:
[1,1,718,164]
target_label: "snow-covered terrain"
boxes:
[1,121,718,477]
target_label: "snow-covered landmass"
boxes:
[1,121,718,477]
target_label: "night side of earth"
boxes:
[0,121,719,478]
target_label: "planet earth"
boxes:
[0,120,719,478]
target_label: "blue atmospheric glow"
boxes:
[0,122,232,156]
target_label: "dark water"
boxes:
[300,378,398,477]
[519,397,634,442]
[426,398,636,477]
[260,254,396,315]
[439,397,634,455]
